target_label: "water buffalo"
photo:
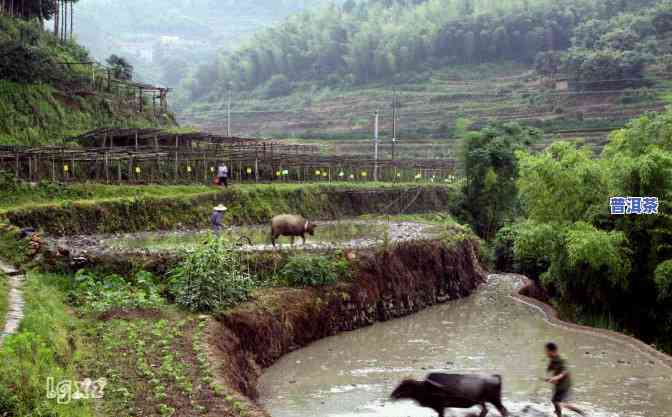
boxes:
[391,373,509,417]
[270,214,317,247]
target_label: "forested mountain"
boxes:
[189,0,671,101]
[73,0,333,86]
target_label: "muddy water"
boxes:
[108,221,389,251]
[51,220,441,255]
[258,275,672,417]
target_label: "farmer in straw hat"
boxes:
[211,204,227,235]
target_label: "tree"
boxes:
[459,122,541,239]
[510,108,672,352]
[106,54,134,80]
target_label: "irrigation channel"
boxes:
[47,220,443,255]
[258,275,672,417]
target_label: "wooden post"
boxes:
[174,151,179,183]
[203,154,207,183]
[138,88,144,113]
[255,159,259,183]
[105,152,109,184]
[134,131,138,150]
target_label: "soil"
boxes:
[206,239,486,416]
[44,220,443,258]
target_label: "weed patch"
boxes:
[0,273,93,417]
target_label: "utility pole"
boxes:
[227,83,232,137]
[392,89,397,162]
[373,110,379,182]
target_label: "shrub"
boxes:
[655,260,672,301]
[168,237,254,312]
[68,270,164,313]
[278,254,350,287]
[493,225,517,272]
[0,40,64,84]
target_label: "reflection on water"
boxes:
[259,275,672,417]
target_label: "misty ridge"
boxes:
[67,0,671,105]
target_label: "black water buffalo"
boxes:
[391,373,509,417]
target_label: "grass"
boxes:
[0,15,169,146]
[0,273,93,417]
[0,183,217,213]
[0,270,244,417]
[0,224,30,266]
[0,181,462,236]
[0,181,454,213]
[0,80,162,146]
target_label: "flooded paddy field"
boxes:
[48,220,444,255]
[258,275,672,417]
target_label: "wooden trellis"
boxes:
[0,130,457,185]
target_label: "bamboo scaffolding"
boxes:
[0,129,456,184]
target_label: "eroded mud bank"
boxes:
[206,239,486,415]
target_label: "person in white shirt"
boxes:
[217,164,229,188]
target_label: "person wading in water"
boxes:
[211,205,227,235]
[545,342,586,417]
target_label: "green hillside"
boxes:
[180,0,672,145]
[0,16,172,145]
[74,0,335,87]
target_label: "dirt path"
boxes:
[0,259,24,344]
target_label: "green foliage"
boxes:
[460,122,540,239]
[67,270,164,314]
[511,107,672,350]
[562,48,650,85]
[0,40,65,84]
[189,0,665,99]
[0,223,31,266]
[3,183,459,236]
[0,16,168,145]
[278,254,350,287]
[0,172,92,209]
[168,237,255,312]
[0,273,93,417]
[654,260,672,301]
[517,141,608,224]
[564,222,631,290]
[106,54,134,81]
